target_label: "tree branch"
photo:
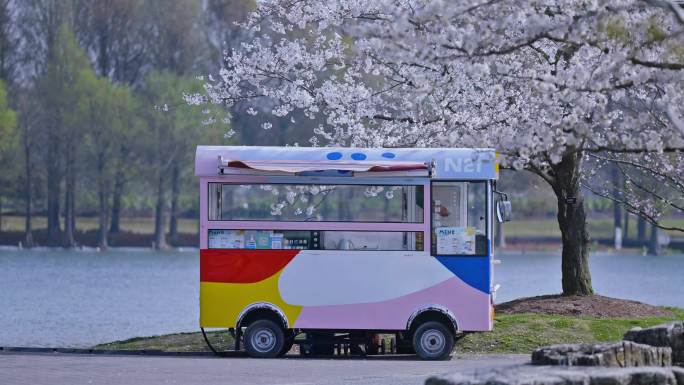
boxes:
[587,153,684,192]
[582,182,684,232]
[631,57,684,70]
[586,145,684,154]
[642,0,684,25]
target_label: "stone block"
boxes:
[625,322,684,366]
[531,341,672,367]
[426,366,684,385]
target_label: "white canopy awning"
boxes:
[218,157,430,176]
[196,146,498,180]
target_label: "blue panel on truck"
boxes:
[435,256,490,294]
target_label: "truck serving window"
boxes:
[431,181,487,256]
[208,183,424,223]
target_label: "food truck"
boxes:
[195,146,510,360]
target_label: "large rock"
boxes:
[531,341,672,367]
[625,322,684,366]
[426,365,684,385]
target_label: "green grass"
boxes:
[94,308,684,354]
[456,307,684,354]
[95,330,234,352]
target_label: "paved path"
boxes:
[0,352,528,385]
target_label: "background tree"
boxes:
[204,0,255,56]
[16,1,77,245]
[15,89,40,247]
[74,0,154,234]
[1,0,236,248]
[0,0,18,82]
[0,79,17,231]
[75,0,150,84]
[149,0,207,76]
[140,71,226,249]
[141,0,223,248]
[71,67,137,248]
[39,25,94,246]
[0,79,14,142]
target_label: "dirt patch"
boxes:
[496,294,675,318]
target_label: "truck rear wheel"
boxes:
[412,321,454,360]
[244,319,285,358]
[278,330,295,357]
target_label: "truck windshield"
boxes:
[431,181,487,256]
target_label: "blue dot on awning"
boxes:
[326,152,343,160]
[351,153,367,160]
[381,152,396,159]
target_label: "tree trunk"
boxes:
[168,162,180,245]
[46,130,62,245]
[109,162,124,233]
[97,152,109,249]
[648,224,660,255]
[547,152,593,296]
[612,167,622,230]
[637,217,647,244]
[63,142,76,248]
[63,172,75,247]
[153,171,167,250]
[23,127,34,248]
[97,26,110,78]
[611,166,622,250]
[623,211,630,241]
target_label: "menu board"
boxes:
[435,227,476,255]
[282,231,320,250]
[208,229,245,249]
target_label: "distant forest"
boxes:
[0,0,326,248]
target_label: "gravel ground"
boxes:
[0,352,529,385]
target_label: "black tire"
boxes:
[396,341,416,354]
[395,332,415,354]
[308,332,335,355]
[278,330,295,357]
[244,319,285,358]
[412,321,454,360]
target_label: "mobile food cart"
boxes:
[195,146,510,360]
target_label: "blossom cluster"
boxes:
[192,0,684,221]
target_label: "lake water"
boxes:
[0,248,682,347]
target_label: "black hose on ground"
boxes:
[200,327,221,356]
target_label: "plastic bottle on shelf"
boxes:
[246,236,257,249]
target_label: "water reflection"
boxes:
[496,251,684,308]
[0,249,198,347]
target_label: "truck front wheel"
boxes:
[412,321,454,360]
[244,319,285,358]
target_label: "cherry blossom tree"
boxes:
[190,0,684,295]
